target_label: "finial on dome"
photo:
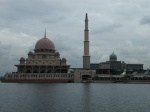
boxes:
[44,28,46,38]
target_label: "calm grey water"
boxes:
[0,83,150,112]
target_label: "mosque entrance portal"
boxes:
[82,75,92,80]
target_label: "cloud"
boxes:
[42,16,67,24]
[92,24,122,34]
[0,28,37,75]
[49,32,83,68]
[140,16,150,25]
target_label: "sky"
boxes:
[0,0,150,75]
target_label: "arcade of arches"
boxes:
[17,66,68,73]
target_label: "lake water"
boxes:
[0,83,150,112]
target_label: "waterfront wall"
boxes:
[4,73,74,80]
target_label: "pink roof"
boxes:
[20,57,25,61]
[28,51,33,55]
[35,37,55,50]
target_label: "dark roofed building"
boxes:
[90,52,144,75]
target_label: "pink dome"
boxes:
[62,57,66,61]
[35,37,55,50]
[55,52,60,56]
[20,57,25,61]
[28,51,33,55]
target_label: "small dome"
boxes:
[62,57,66,61]
[20,57,25,61]
[110,52,117,61]
[35,37,55,50]
[55,52,60,56]
[28,51,33,55]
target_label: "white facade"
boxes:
[74,69,96,83]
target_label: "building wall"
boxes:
[74,69,96,83]
[26,53,66,66]
[126,64,143,71]
[17,66,69,73]
[109,61,122,71]
[90,63,99,69]
[16,49,70,73]
[100,63,110,69]
[91,61,143,73]
[5,73,74,80]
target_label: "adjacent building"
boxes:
[91,52,143,75]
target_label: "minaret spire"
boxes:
[85,13,88,21]
[85,13,88,31]
[83,13,90,69]
[44,28,46,38]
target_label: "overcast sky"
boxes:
[0,0,150,75]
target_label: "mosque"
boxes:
[18,33,70,74]
[1,13,95,83]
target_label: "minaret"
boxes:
[83,13,90,69]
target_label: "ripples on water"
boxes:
[0,83,150,112]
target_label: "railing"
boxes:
[4,73,74,80]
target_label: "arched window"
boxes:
[42,55,46,59]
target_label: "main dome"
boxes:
[35,37,55,50]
